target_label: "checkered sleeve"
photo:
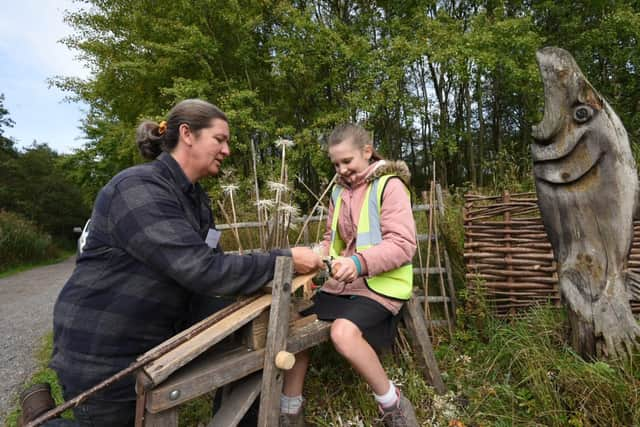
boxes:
[109,175,289,296]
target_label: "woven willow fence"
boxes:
[464,192,640,316]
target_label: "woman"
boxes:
[25,99,322,427]
[280,123,419,427]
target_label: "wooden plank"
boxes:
[292,297,314,313]
[258,257,293,427]
[401,297,446,394]
[142,408,178,427]
[144,294,273,386]
[443,250,457,325]
[263,271,314,293]
[291,314,318,329]
[208,372,262,427]
[243,310,270,350]
[243,309,318,351]
[435,183,445,216]
[146,322,329,413]
[145,320,330,413]
[144,273,314,387]
[137,295,262,363]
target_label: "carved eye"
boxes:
[573,105,594,123]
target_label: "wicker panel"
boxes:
[464,192,640,316]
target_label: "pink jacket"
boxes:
[319,160,417,314]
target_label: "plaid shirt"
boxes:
[51,152,288,400]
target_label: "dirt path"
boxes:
[0,256,76,421]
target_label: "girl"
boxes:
[280,123,418,427]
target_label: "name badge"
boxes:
[205,228,221,248]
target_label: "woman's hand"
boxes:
[331,256,358,283]
[290,247,324,274]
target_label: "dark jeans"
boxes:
[42,398,135,426]
[47,295,255,426]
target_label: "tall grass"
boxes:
[0,211,60,272]
[439,297,640,426]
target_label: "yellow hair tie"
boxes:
[158,120,167,135]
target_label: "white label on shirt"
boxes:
[205,229,221,248]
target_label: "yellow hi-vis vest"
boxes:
[329,174,413,300]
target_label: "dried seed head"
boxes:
[267,181,289,193]
[256,199,275,209]
[274,138,294,149]
[222,184,239,195]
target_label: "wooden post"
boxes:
[432,184,453,337]
[209,372,262,427]
[258,256,294,426]
[503,191,515,316]
[402,297,446,394]
[135,373,148,427]
[421,190,434,333]
[142,409,178,427]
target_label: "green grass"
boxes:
[0,251,75,279]
[303,340,458,426]
[437,296,640,427]
[4,333,73,427]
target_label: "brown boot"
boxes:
[379,392,419,427]
[19,383,56,426]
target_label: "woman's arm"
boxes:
[109,175,288,296]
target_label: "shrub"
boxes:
[0,210,58,271]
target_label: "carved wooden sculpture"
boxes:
[531,46,640,359]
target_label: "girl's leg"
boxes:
[280,350,310,425]
[329,318,389,394]
[330,318,419,426]
[282,349,310,396]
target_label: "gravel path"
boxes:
[0,256,76,422]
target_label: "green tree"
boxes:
[0,93,17,161]
[0,143,90,240]
[53,0,640,203]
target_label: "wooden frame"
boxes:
[133,257,446,426]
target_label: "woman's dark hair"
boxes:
[136,99,228,160]
[327,123,383,161]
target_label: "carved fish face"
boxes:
[531,47,631,185]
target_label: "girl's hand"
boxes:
[331,257,358,283]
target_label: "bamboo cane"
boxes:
[250,139,266,249]
[431,181,453,338]
[294,174,337,246]
[216,200,243,254]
